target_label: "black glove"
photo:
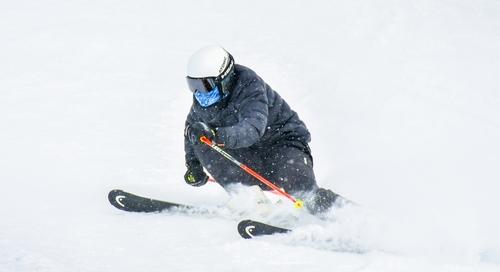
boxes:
[184,164,209,187]
[185,122,216,144]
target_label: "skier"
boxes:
[183,45,341,214]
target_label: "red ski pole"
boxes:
[200,136,304,209]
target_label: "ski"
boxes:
[108,189,196,213]
[237,219,291,239]
[109,190,292,239]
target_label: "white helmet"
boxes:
[186,45,236,96]
[187,45,232,78]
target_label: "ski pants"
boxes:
[192,142,318,194]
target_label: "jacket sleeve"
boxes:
[216,79,269,149]
[184,110,201,168]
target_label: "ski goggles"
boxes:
[186,54,234,93]
[186,76,217,93]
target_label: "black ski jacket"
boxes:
[184,64,311,166]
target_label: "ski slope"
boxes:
[1,0,500,271]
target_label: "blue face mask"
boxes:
[194,86,222,107]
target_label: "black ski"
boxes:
[108,189,195,213]
[109,190,291,238]
[237,219,291,239]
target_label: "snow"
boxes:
[1,0,500,271]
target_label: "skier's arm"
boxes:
[216,80,268,149]
[184,133,199,167]
[184,113,202,168]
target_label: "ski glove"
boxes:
[185,122,216,145]
[184,164,208,187]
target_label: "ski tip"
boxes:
[237,219,291,239]
[108,189,127,210]
[108,189,123,195]
[237,220,256,239]
[108,189,125,203]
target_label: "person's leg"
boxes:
[263,145,317,194]
[195,142,343,214]
[192,144,262,188]
[263,144,341,214]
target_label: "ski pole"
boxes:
[200,136,304,209]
